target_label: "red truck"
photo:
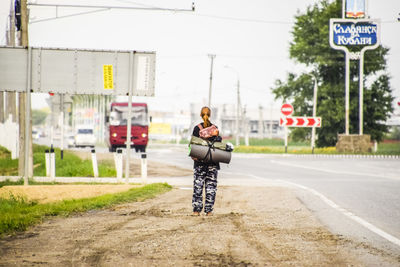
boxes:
[105,102,149,152]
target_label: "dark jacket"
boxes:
[192,122,220,170]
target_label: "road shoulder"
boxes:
[2,185,397,266]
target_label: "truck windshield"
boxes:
[110,106,148,126]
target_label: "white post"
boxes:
[141,153,147,184]
[91,149,98,178]
[310,74,318,153]
[345,53,350,135]
[45,150,50,177]
[50,148,55,179]
[208,54,215,107]
[24,46,32,185]
[60,94,64,159]
[236,79,240,146]
[342,0,346,18]
[116,149,123,182]
[284,126,288,153]
[359,52,364,135]
[269,105,273,140]
[125,51,134,183]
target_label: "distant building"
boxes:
[189,103,285,140]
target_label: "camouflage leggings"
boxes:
[192,165,218,213]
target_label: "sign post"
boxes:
[329,18,380,135]
[280,103,322,154]
[280,104,293,153]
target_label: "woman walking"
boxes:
[191,106,220,216]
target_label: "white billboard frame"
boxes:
[0,46,156,96]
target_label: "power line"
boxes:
[28,3,194,12]
[30,8,110,24]
[28,1,194,24]
[187,12,292,25]
[113,0,159,9]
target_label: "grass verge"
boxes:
[0,183,172,237]
[230,138,400,155]
[0,145,116,177]
[234,146,337,154]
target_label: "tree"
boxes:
[271,0,394,147]
[32,109,49,125]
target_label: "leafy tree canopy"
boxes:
[271,0,394,146]
[32,109,49,126]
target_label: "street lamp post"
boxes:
[208,54,215,107]
[224,66,240,146]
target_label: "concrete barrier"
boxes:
[336,134,372,153]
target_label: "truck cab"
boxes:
[105,102,149,152]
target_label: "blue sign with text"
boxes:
[333,22,378,46]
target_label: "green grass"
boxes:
[230,138,400,155]
[233,145,337,154]
[0,145,116,177]
[0,183,172,236]
[376,142,400,155]
[224,137,308,147]
[0,146,10,159]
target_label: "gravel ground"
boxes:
[1,186,398,266]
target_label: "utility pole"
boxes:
[60,94,64,160]
[18,0,33,185]
[269,102,273,139]
[258,105,263,139]
[236,79,240,146]
[0,92,4,123]
[7,0,17,123]
[310,74,318,154]
[243,105,249,146]
[207,54,215,108]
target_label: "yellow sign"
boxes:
[149,123,172,135]
[103,65,114,90]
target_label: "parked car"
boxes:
[32,130,40,140]
[74,127,96,148]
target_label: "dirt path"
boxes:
[2,186,397,266]
[0,185,139,203]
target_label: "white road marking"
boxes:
[270,159,399,180]
[221,170,400,247]
[279,180,400,247]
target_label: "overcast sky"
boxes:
[0,0,399,113]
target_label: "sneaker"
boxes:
[205,212,213,216]
[192,211,200,216]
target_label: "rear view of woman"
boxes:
[191,106,220,216]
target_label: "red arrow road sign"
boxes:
[280,116,321,127]
[281,103,293,116]
[297,117,305,126]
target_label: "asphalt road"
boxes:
[142,144,400,255]
[35,138,400,254]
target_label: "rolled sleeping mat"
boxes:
[189,144,231,164]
